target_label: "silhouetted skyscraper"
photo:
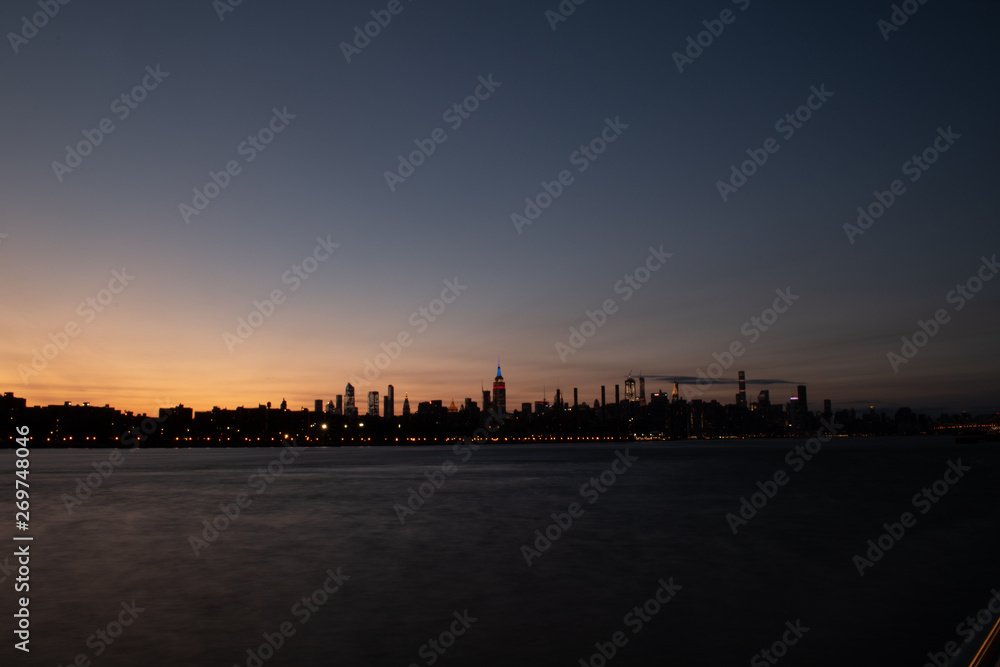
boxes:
[335,395,343,415]
[403,392,410,416]
[671,382,679,403]
[493,364,506,415]
[573,388,578,409]
[345,383,356,417]
[797,385,809,421]
[758,390,770,410]
[386,384,395,418]
[639,374,645,403]
[368,391,379,417]
[737,371,747,409]
[314,399,322,414]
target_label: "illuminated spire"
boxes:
[492,359,506,415]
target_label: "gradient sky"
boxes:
[2,0,998,416]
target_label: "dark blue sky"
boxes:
[2,0,998,414]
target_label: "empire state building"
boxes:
[492,364,506,416]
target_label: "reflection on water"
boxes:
[1,439,998,666]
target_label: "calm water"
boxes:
[1,438,998,666]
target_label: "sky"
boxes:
[1,0,998,416]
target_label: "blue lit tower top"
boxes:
[492,363,506,416]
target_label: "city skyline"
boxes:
[4,362,996,418]
[1,2,998,419]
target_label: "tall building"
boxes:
[482,388,491,414]
[403,392,411,416]
[638,374,645,403]
[671,382,679,403]
[335,395,343,415]
[314,399,323,415]
[625,373,636,402]
[386,384,395,418]
[737,371,747,409]
[492,364,506,416]
[345,383,356,417]
[573,388,578,409]
[367,391,379,417]
[326,400,334,414]
[823,399,832,418]
[280,398,287,411]
[797,385,809,420]
[757,390,770,410]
